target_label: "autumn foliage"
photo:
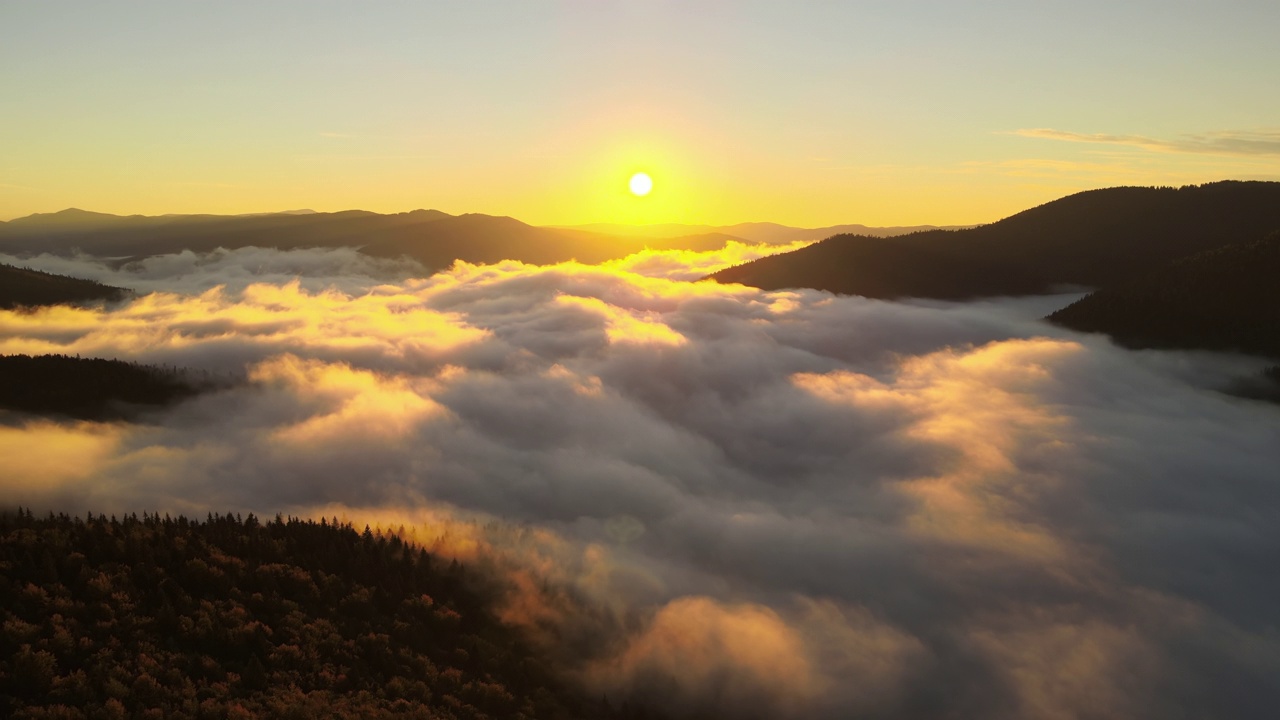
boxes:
[0,510,654,719]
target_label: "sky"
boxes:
[2,1,1279,226]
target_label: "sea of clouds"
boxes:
[2,244,1279,719]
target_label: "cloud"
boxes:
[584,595,926,720]
[0,246,430,296]
[1013,127,1280,156]
[2,250,1279,717]
[601,239,813,282]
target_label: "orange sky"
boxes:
[2,3,1278,226]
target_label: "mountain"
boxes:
[707,181,1280,300]
[0,209,453,257]
[0,354,210,421]
[558,220,967,244]
[1047,231,1280,358]
[0,262,128,309]
[359,214,734,269]
[358,214,746,269]
[5,208,145,228]
[0,209,739,272]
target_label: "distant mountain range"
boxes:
[557,221,970,244]
[0,208,457,258]
[0,208,792,271]
[708,181,1280,301]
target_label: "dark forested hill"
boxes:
[0,263,128,309]
[357,214,733,270]
[1047,232,1280,357]
[708,181,1280,299]
[0,355,210,421]
[0,510,658,720]
[0,208,453,257]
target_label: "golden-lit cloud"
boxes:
[602,239,813,281]
[0,279,488,364]
[253,355,447,446]
[0,421,125,491]
[586,595,925,719]
[554,294,687,346]
[794,338,1079,562]
[2,249,1279,717]
[1014,128,1280,156]
[587,596,818,715]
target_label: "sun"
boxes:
[628,172,653,197]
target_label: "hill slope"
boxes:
[0,355,211,421]
[0,208,452,257]
[1047,232,1280,358]
[0,263,128,309]
[0,209,739,271]
[708,181,1280,299]
[0,510,656,720]
[358,214,733,269]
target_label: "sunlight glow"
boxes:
[629,172,653,197]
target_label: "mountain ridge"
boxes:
[556,220,970,244]
[1047,231,1280,358]
[0,262,128,309]
[707,181,1280,300]
[0,208,784,272]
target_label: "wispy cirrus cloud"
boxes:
[1013,128,1280,156]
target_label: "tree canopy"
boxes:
[0,510,660,720]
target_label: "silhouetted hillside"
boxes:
[0,510,659,720]
[0,263,128,309]
[359,214,685,269]
[0,208,452,257]
[0,355,210,421]
[709,181,1280,299]
[1047,232,1280,357]
[559,221,969,243]
[0,209,736,272]
[5,208,134,228]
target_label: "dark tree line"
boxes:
[0,263,127,310]
[0,510,661,720]
[1048,231,1280,358]
[0,355,212,421]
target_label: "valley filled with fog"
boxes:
[3,244,1278,719]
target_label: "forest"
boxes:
[1048,231,1280,358]
[0,355,211,421]
[0,510,662,720]
[0,263,126,310]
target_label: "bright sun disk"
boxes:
[629,172,653,197]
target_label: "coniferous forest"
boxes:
[0,355,209,421]
[1047,231,1280,357]
[0,511,658,720]
[0,263,127,310]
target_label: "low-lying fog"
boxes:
[3,244,1278,719]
